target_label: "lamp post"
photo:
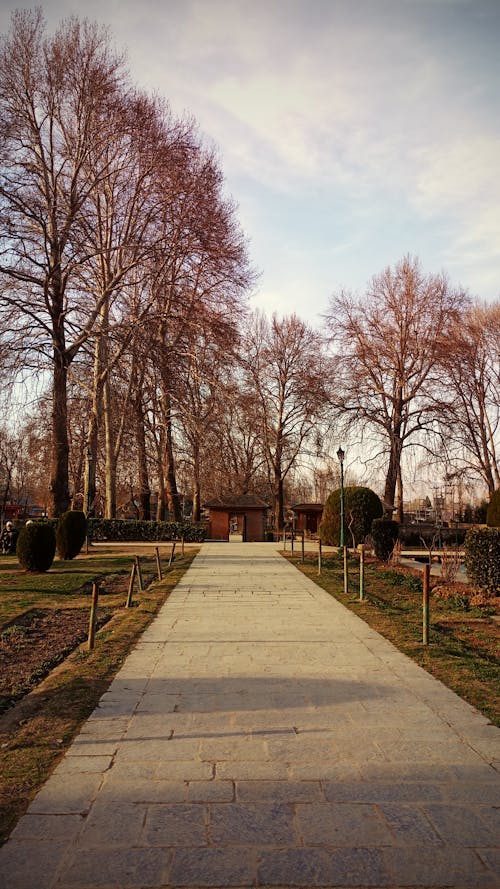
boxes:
[337,446,345,548]
[337,446,348,596]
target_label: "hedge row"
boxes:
[87,519,207,543]
[399,525,467,547]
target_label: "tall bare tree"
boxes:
[0,11,129,513]
[244,311,328,533]
[325,256,467,519]
[437,301,500,496]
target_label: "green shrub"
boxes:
[371,518,399,562]
[16,522,56,573]
[319,486,383,547]
[56,510,87,560]
[464,527,500,595]
[486,490,500,528]
[87,518,207,543]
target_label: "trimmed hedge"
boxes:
[87,519,207,543]
[464,527,500,595]
[319,486,383,547]
[16,522,56,573]
[371,518,399,562]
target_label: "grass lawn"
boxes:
[285,550,500,729]
[0,544,198,845]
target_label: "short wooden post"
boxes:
[181,535,185,556]
[359,546,365,601]
[301,530,305,563]
[135,555,143,592]
[126,561,136,608]
[318,538,322,576]
[155,546,162,581]
[423,563,430,645]
[282,528,286,549]
[291,532,294,555]
[87,582,99,650]
[168,541,176,567]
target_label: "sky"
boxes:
[1,0,499,327]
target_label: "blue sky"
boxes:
[1,0,499,326]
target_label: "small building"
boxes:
[204,494,269,542]
[291,502,324,536]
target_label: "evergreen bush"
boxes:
[371,518,399,562]
[319,486,383,546]
[56,510,87,560]
[464,528,500,595]
[486,489,500,528]
[16,522,56,573]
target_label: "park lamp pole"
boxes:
[337,446,345,548]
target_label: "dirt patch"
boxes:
[0,608,111,713]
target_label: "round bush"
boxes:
[17,522,56,573]
[56,510,87,560]
[486,489,500,528]
[319,486,383,546]
[464,527,500,594]
[371,518,399,562]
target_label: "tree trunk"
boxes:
[83,336,103,516]
[383,437,402,518]
[192,479,201,523]
[135,396,151,520]
[50,348,70,516]
[163,390,182,522]
[273,465,284,534]
[103,376,117,518]
[192,448,201,522]
[396,465,404,524]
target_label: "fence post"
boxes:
[318,538,322,576]
[168,541,176,567]
[423,563,430,644]
[359,546,365,600]
[135,555,143,592]
[126,561,136,608]
[155,546,162,581]
[87,582,99,650]
[291,532,294,555]
[181,535,185,556]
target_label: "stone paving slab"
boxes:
[0,541,499,888]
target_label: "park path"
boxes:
[0,542,499,888]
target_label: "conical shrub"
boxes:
[56,510,87,560]
[371,518,399,562]
[17,522,56,573]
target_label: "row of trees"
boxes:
[0,12,499,529]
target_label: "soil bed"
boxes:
[0,608,112,713]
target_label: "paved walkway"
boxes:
[1,543,499,889]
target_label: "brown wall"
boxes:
[208,509,266,542]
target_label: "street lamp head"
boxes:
[336,446,345,464]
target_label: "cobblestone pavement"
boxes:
[1,543,499,889]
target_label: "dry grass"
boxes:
[286,551,500,729]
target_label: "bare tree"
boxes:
[437,301,500,496]
[325,256,467,520]
[244,311,328,533]
[0,11,130,514]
